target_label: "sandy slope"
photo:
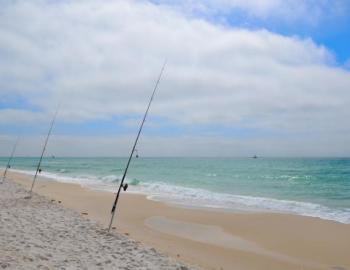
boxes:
[0,180,195,270]
[2,170,350,270]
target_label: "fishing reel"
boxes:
[134,149,139,158]
[122,183,128,191]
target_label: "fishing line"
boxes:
[108,61,167,231]
[1,136,20,184]
[26,104,60,198]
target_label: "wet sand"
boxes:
[0,178,194,270]
[3,170,350,270]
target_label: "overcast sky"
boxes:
[1,0,350,157]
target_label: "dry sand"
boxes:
[2,170,350,270]
[0,177,195,270]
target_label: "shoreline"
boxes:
[3,170,350,270]
[6,167,349,224]
[0,178,193,270]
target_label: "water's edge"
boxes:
[6,167,350,224]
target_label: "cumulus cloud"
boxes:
[1,134,349,157]
[0,0,349,156]
[345,59,350,69]
[0,109,47,125]
[153,0,348,25]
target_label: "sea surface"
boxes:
[1,157,349,223]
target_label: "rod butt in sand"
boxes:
[1,136,20,184]
[27,106,60,198]
[107,61,166,231]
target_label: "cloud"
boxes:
[153,0,348,25]
[1,134,349,157]
[0,0,349,156]
[0,109,46,125]
[345,59,350,69]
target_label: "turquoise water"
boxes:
[1,157,349,223]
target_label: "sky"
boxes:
[0,0,350,157]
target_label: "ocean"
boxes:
[1,157,349,223]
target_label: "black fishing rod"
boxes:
[1,136,20,184]
[27,105,60,198]
[108,61,167,231]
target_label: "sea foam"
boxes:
[10,168,350,224]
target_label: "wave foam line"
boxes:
[10,168,350,224]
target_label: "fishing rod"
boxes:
[108,61,167,231]
[1,136,20,184]
[27,105,60,198]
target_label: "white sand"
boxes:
[4,171,350,270]
[0,180,196,270]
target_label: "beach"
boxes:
[2,1,350,269]
[0,175,194,270]
[1,170,350,270]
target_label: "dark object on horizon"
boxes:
[108,61,167,232]
[52,155,55,159]
[27,105,60,198]
[1,136,20,184]
[252,155,258,159]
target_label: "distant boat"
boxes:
[252,155,258,159]
[51,155,55,159]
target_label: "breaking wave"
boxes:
[10,168,350,224]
